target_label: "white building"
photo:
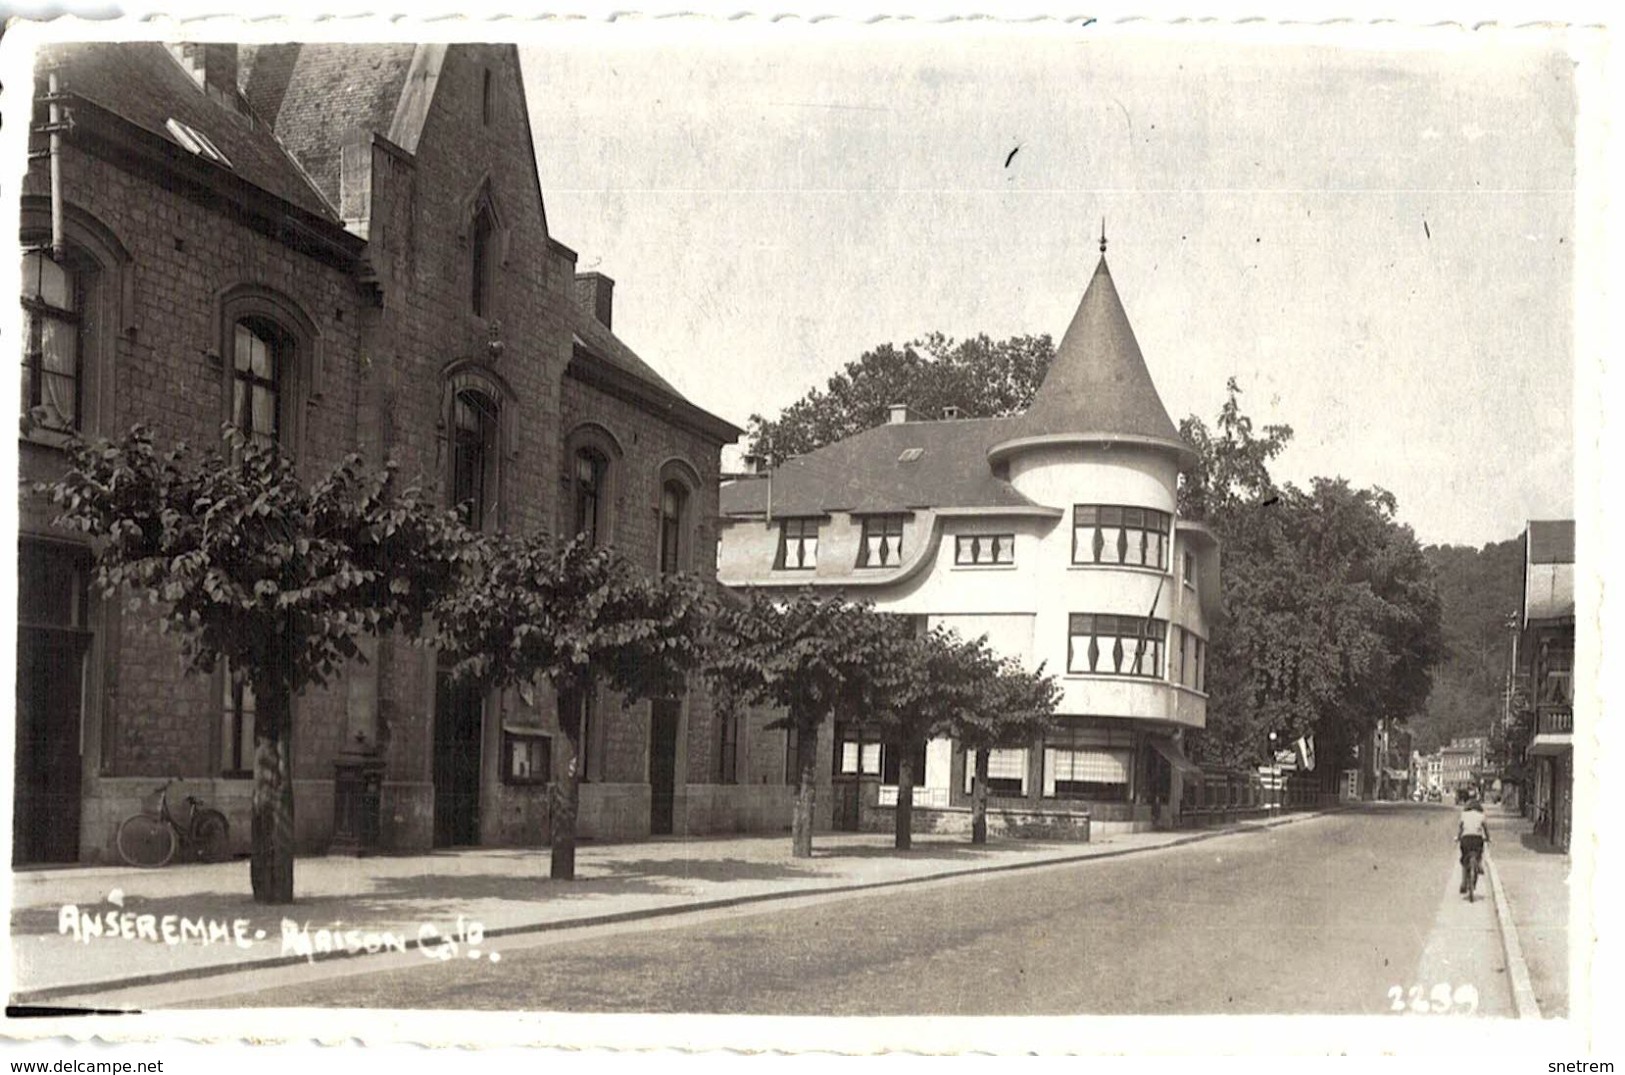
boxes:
[717,246,1219,837]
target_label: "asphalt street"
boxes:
[204,804,1504,1016]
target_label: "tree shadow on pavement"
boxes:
[1519,832,1567,854]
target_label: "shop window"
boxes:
[954,533,1014,566]
[1072,505,1171,569]
[1067,614,1168,677]
[776,517,819,570]
[963,748,1029,797]
[502,730,550,786]
[857,515,904,568]
[1043,727,1134,801]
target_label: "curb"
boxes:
[1486,848,1543,1019]
[13,809,1328,1006]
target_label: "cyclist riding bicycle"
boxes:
[1457,796,1489,894]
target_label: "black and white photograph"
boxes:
[1,9,1613,1059]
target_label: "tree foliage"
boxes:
[746,333,1054,464]
[1412,538,1524,753]
[1180,385,1445,775]
[704,590,901,857]
[44,426,463,903]
[432,532,713,879]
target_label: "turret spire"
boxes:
[1099,218,1107,255]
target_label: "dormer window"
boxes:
[164,118,231,167]
[776,518,819,571]
[857,515,904,568]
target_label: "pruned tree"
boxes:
[868,625,1014,850]
[705,590,898,857]
[431,532,712,880]
[43,426,463,903]
[943,650,1063,844]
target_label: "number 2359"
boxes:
[1388,983,1479,1015]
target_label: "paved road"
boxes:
[202,804,1507,1016]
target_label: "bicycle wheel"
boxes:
[116,814,178,868]
[190,809,231,863]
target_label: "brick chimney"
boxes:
[574,272,614,330]
[888,403,912,424]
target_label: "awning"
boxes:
[1150,736,1203,776]
[1528,733,1573,757]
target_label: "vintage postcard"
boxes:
[0,7,1613,1060]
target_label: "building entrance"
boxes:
[14,541,92,866]
[433,670,483,847]
[649,698,679,835]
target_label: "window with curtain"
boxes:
[963,748,1029,797]
[1043,726,1135,801]
[19,251,82,433]
[660,481,687,574]
[573,449,607,547]
[954,533,1015,566]
[233,319,284,449]
[221,663,256,778]
[776,517,819,570]
[834,722,882,776]
[1067,614,1168,677]
[1072,505,1171,569]
[452,389,499,530]
[857,515,905,568]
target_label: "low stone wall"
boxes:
[858,801,1092,842]
[578,782,651,841]
[680,783,807,836]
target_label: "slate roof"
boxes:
[47,41,338,222]
[718,417,1046,517]
[1527,519,1575,565]
[993,255,1185,455]
[243,43,419,209]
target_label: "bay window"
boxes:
[1073,505,1171,569]
[1068,613,1168,677]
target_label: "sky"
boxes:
[519,21,1579,550]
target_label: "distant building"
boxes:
[1519,519,1574,852]
[717,247,1218,837]
[1440,735,1487,798]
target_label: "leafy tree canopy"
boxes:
[746,333,1054,464]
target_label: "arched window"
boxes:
[232,318,287,449]
[574,448,608,547]
[659,480,687,574]
[452,389,499,529]
[471,203,496,318]
[19,251,83,433]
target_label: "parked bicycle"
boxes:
[115,779,231,867]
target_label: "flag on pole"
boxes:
[1297,735,1316,771]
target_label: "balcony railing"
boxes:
[877,785,951,808]
[1537,709,1573,736]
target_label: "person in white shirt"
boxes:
[1457,798,1489,895]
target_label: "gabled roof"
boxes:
[719,417,1049,517]
[990,255,1189,466]
[46,41,338,222]
[241,42,419,210]
[569,308,742,446]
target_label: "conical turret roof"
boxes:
[990,255,1192,467]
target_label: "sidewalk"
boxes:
[1489,805,1571,1018]
[8,811,1327,1004]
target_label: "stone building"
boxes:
[1519,518,1574,851]
[13,40,744,865]
[716,246,1219,838]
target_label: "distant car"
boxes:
[1428,789,1442,803]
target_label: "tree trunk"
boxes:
[791,719,818,859]
[250,675,296,904]
[551,694,582,881]
[894,749,916,851]
[971,747,990,845]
